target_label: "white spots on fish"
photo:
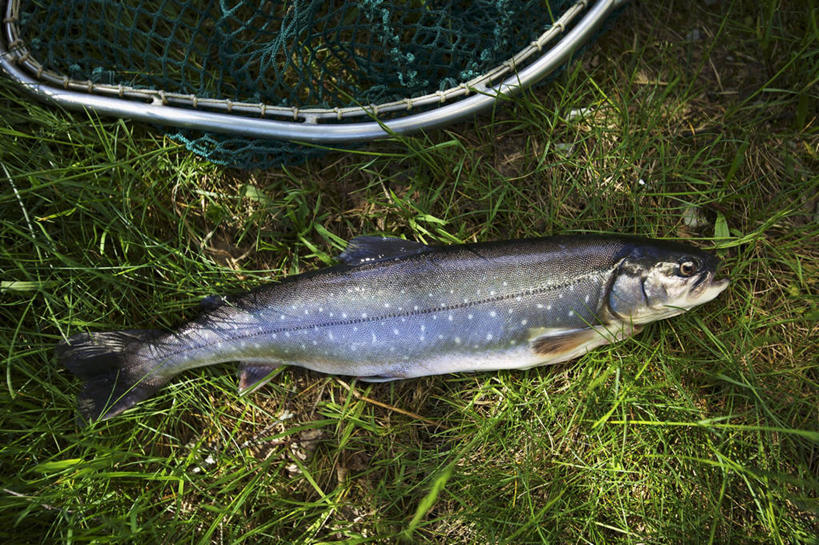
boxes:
[568,310,575,317]
[300,343,306,350]
[421,324,426,332]
[510,339,517,345]
[272,333,277,339]
[438,334,444,340]
[328,332,334,341]
[455,337,462,345]
[584,294,590,304]
[419,335,425,341]
[508,308,513,314]
[432,315,438,320]
[547,305,552,310]
[390,346,396,353]
[468,313,473,320]
[280,314,285,320]
[393,328,400,335]
[384,303,390,308]
[486,333,493,341]
[371,332,377,344]
[537,304,544,309]
[304,310,309,315]
[515,296,522,302]
[449,289,454,294]
[559,293,563,299]
[342,312,348,318]
[413,305,419,311]
[521,319,528,326]
[400,289,406,295]
[312,340,317,346]
[353,326,359,332]
[285,332,291,338]
[448,314,453,321]
[490,311,497,318]
[570,285,575,292]
[329,312,334,317]
[490,290,496,296]
[401,317,407,323]
[319,307,324,312]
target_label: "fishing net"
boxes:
[3,0,618,167]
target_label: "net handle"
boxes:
[0,0,624,144]
[3,0,591,122]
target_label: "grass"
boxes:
[1,0,817,543]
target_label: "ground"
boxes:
[0,1,816,544]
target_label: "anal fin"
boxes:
[238,363,282,395]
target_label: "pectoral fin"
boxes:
[529,328,600,357]
[238,363,282,395]
[528,324,641,360]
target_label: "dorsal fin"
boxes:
[199,294,227,311]
[338,236,431,266]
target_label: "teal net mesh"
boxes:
[17,0,579,167]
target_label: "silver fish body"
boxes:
[58,235,729,420]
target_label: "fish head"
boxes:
[607,240,729,325]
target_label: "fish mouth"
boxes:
[690,270,709,292]
[653,274,728,322]
[690,272,729,304]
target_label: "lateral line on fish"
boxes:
[57,236,731,422]
[149,268,613,364]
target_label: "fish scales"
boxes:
[57,235,730,421]
[147,237,623,378]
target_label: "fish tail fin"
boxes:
[57,330,167,422]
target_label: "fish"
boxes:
[57,235,730,421]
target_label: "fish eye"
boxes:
[678,258,699,277]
